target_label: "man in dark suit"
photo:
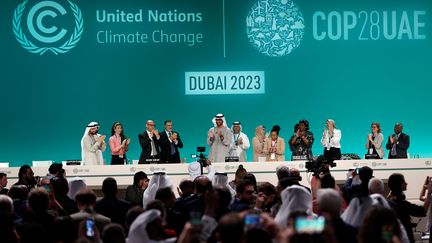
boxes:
[159,120,184,163]
[94,178,132,228]
[386,123,410,159]
[138,120,160,164]
[70,189,111,233]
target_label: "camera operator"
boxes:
[189,147,217,181]
[305,155,336,179]
[13,164,38,192]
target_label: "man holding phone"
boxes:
[70,189,111,233]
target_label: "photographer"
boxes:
[13,164,38,193]
[305,155,335,178]
[342,166,373,204]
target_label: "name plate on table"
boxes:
[225,156,239,162]
[365,154,379,160]
[145,159,160,164]
[65,160,81,166]
[292,155,308,161]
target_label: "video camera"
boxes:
[191,146,209,174]
[305,155,336,177]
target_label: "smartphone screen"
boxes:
[42,184,51,193]
[86,218,95,238]
[295,216,325,234]
[189,211,202,225]
[244,214,261,230]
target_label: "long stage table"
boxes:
[2,158,432,200]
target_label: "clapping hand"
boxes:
[208,131,214,140]
[218,130,222,138]
[152,129,159,136]
[97,135,106,143]
[390,135,397,144]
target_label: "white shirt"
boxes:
[165,130,172,142]
[147,130,157,156]
[321,129,342,149]
[230,132,250,162]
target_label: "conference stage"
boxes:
[1,158,431,200]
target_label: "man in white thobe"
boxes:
[230,121,250,162]
[81,122,106,165]
[207,114,233,163]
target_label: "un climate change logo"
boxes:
[246,0,305,57]
[13,0,83,55]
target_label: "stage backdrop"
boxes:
[1,0,431,166]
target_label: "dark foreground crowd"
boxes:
[0,163,431,243]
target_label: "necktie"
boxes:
[150,135,157,156]
[168,132,175,155]
[391,134,398,156]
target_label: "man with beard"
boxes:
[207,114,233,162]
[229,121,250,162]
[159,120,183,163]
[81,122,106,165]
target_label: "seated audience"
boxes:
[94,177,132,229]
[125,171,149,207]
[387,173,431,243]
[70,189,111,232]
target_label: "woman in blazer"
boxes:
[252,125,267,162]
[366,122,384,159]
[263,125,285,161]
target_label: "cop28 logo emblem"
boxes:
[246,0,305,57]
[13,0,84,55]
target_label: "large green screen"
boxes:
[1,0,431,166]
